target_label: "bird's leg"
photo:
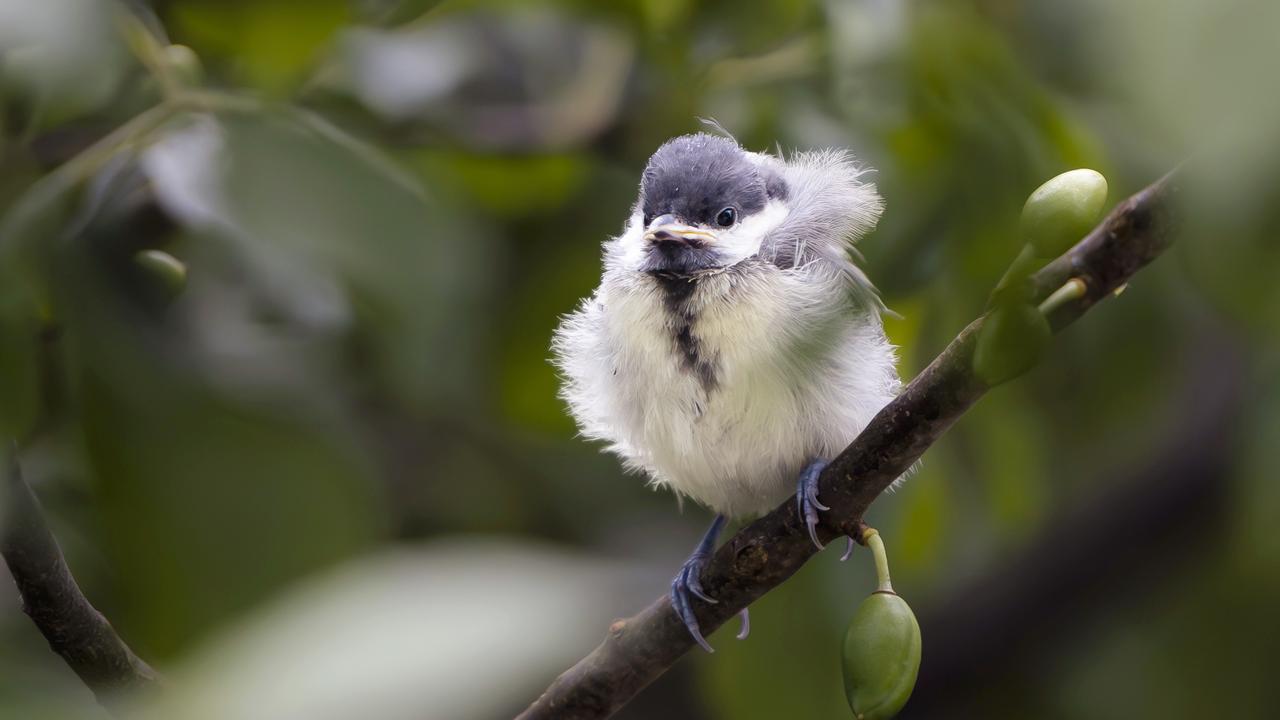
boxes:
[796,458,853,558]
[670,514,749,652]
[796,458,830,549]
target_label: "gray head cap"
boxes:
[640,133,788,227]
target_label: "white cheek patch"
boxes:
[714,199,789,264]
[613,212,649,269]
[608,201,789,272]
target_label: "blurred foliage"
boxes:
[0,0,1278,718]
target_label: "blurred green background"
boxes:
[1,0,1278,718]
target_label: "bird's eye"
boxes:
[715,207,737,227]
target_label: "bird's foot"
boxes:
[797,459,859,558]
[670,551,716,652]
[796,458,831,549]
[669,515,750,652]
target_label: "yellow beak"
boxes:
[644,224,717,245]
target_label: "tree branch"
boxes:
[1,449,162,705]
[516,170,1181,720]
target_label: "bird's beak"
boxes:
[644,216,717,246]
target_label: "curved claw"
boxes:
[735,607,750,640]
[840,535,856,562]
[670,554,716,652]
[795,458,831,550]
[805,515,824,550]
[682,558,717,604]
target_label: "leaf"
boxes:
[132,542,633,720]
[0,293,41,439]
[171,0,349,90]
[141,110,487,408]
[74,329,382,657]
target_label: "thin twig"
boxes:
[516,170,1181,720]
[1,448,162,705]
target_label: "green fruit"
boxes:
[972,302,1052,386]
[134,249,187,301]
[1020,169,1108,257]
[164,44,204,87]
[842,591,922,720]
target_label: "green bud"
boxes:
[1020,169,1108,257]
[163,44,204,87]
[842,591,922,720]
[134,249,187,301]
[972,302,1051,386]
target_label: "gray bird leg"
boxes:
[796,458,858,558]
[669,514,749,652]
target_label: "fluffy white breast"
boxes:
[553,262,900,517]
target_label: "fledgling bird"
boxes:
[552,132,902,651]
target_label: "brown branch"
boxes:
[517,169,1181,720]
[1,448,162,706]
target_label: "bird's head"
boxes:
[619,133,790,277]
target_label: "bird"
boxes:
[552,131,902,652]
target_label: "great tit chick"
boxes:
[552,132,902,651]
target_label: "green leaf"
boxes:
[76,341,381,657]
[0,294,41,439]
[171,0,349,90]
[143,110,486,408]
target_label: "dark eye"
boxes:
[715,207,737,227]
